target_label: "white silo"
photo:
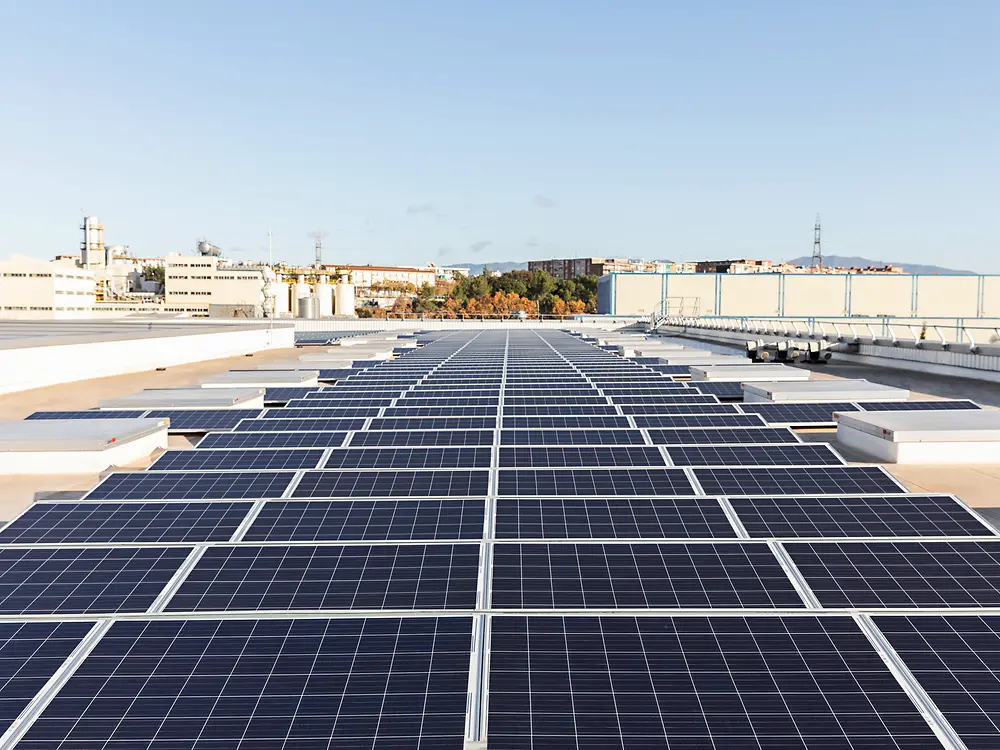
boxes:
[293,274,310,317]
[335,274,356,317]
[273,273,290,316]
[315,274,334,317]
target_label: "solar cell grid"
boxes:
[348,430,494,447]
[141,409,266,431]
[22,617,473,749]
[25,410,147,420]
[730,495,996,538]
[0,501,251,544]
[498,446,666,468]
[693,466,906,496]
[631,414,768,428]
[166,543,481,611]
[666,443,846,466]
[383,405,497,417]
[0,620,96,735]
[498,468,695,496]
[737,402,862,424]
[502,416,630,429]
[150,448,325,471]
[490,542,805,608]
[500,429,645,445]
[618,403,741,415]
[0,546,190,614]
[197,430,347,449]
[233,417,366,432]
[876,615,1000,749]
[281,398,393,408]
[488,615,944,749]
[323,447,492,469]
[292,469,490,498]
[244,498,486,542]
[645,427,801,445]
[85,471,295,500]
[786,540,1000,608]
[494,497,736,539]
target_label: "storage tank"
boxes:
[271,273,290,316]
[297,296,319,318]
[335,278,356,316]
[315,275,334,316]
[292,274,309,317]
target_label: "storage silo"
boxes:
[315,274,334,316]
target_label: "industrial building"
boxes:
[528,257,670,279]
[598,270,1000,317]
[164,254,267,316]
[0,256,95,319]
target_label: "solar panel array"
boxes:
[1,329,996,747]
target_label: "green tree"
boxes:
[142,265,165,284]
[413,283,437,313]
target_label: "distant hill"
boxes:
[786,255,976,275]
[456,261,529,275]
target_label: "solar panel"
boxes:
[494,497,737,539]
[233,417,367,432]
[0,621,96,734]
[666,443,846,466]
[0,501,252,544]
[498,446,667,468]
[316,369,359,379]
[166,544,481,611]
[617,403,740,415]
[142,409,266,431]
[875,614,1000,749]
[631,414,768,428]
[502,416,630,429]
[262,387,325,402]
[85,471,295,500]
[323,447,492,469]
[500,429,646,446]
[197,431,348,449]
[260,407,383,419]
[348,430,495,447]
[497,468,695,496]
[22,617,473,748]
[292,470,490,498]
[503,396,609,405]
[368,417,497,431]
[487,615,943,748]
[693,466,906,496]
[243,498,486,542]
[490,543,805,608]
[25,410,147,420]
[682,381,746,399]
[858,400,982,411]
[646,427,801,445]
[737,402,862,425]
[0,547,190,613]
[785,540,1000,607]
[382,405,497,417]
[151,448,325,471]
[731,494,996,539]
[390,397,499,406]
[611,395,723,405]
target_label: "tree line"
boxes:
[358,269,598,318]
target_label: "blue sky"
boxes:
[1,1,996,270]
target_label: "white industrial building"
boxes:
[0,256,95,319]
[164,254,266,316]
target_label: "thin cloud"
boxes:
[468,240,492,254]
[533,194,557,209]
[437,246,453,258]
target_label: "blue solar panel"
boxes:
[491,543,804,608]
[646,427,800,444]
[858,399,982,411]
[145,409,265,431]
[498,446,667,467]
[233,417,367,432]
[665,443,845,466]
[197,431,348,449]
[292,470,490,498]
[497,468,696,496]
[693,466,906,496]
[0,547,191,613]
[166,544,481,611]
[500,429,646,445]
[0,501,252,544]
[22,617,473,748]
[151,449,325,471]
[348,430,495,447]
[25,410,147,420]
[85,471,295,500]
[368,417,497,431]
[323,447,492,469]
[243,499,486,542]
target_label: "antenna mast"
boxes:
[309,229,328,267]
[811,214,822,270]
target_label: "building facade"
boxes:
[528,257,669,280]
[164,255,265,315]
[0,256,95,319]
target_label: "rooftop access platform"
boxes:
[99,387,266,410]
